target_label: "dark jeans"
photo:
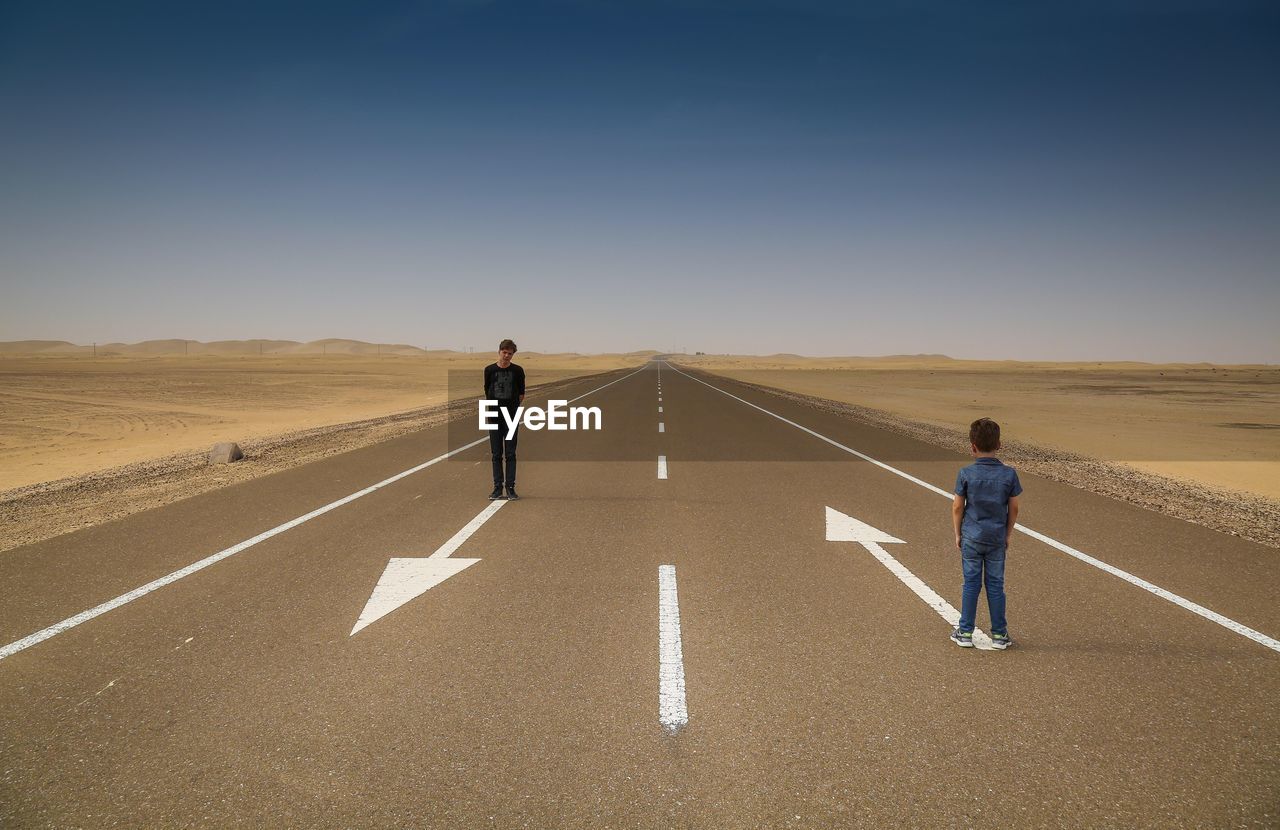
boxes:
[958,538,1007,635]
[489,422,518,487]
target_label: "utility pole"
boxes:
[92,342,96,358]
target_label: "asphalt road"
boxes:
[2,359,1277,828]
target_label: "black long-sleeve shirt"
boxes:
[483,362,526,409]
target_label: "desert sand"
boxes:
[2,343,1276,553]
[668,354,1280,502]
[0,342,651,492]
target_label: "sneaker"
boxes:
[950,628,974,648]
[488,486,505,500]
[505,486,520,501]
[990,632,1013,650]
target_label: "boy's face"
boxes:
[498,348,515,365]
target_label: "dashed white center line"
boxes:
[658,455,668,479]
[659,422,665,433]
[658,406,663,413]
[658,565,688,731]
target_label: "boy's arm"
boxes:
[951,495,965,549]
[1006,495,1020,544]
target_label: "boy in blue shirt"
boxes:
[951,418,1022,650]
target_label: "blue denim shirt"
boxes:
[955,457,1023,545]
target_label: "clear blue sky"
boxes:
[2,1,1277,361]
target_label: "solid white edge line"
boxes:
[665,362,1280,655]
[0,365,648,663]
[658,564,689,730]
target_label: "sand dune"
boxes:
[0,340,88,354]
[87,339,421,356]
[0,340,665,358]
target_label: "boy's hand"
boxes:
[951,494,965,551]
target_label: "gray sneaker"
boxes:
[950,628,974,648]
[990,632,1013,650]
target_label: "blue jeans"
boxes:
[958,538,1007,635]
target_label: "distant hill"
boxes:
[279,339,427,356]
[0,339,643,358]
[0,339,676,358]
[98,339,197,355]
[755,352,956,362]
[880,353,954,361]
[199,339,303,355]
[0,339,431,356]
[0,340,87,354]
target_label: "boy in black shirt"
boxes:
[483,339,526,500]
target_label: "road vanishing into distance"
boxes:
[2,359,1277,828]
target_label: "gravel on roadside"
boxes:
[0,373,595,554]
[721,375,1280,551]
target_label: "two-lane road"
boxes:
[2,360,1276,827]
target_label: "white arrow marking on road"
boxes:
[350,500,507,636]
[824,508,906,545]
[825,507,994,650]
[672,362,1280,656]
[0,366,646,663]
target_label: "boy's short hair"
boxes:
[498,339,517,353]
[970,418,1001,452]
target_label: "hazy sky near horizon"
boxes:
[2,1,1277,361]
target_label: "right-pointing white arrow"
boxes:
[825,507,994,650]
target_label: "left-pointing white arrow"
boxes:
[351,499,508,636]
[825,506,994,650]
